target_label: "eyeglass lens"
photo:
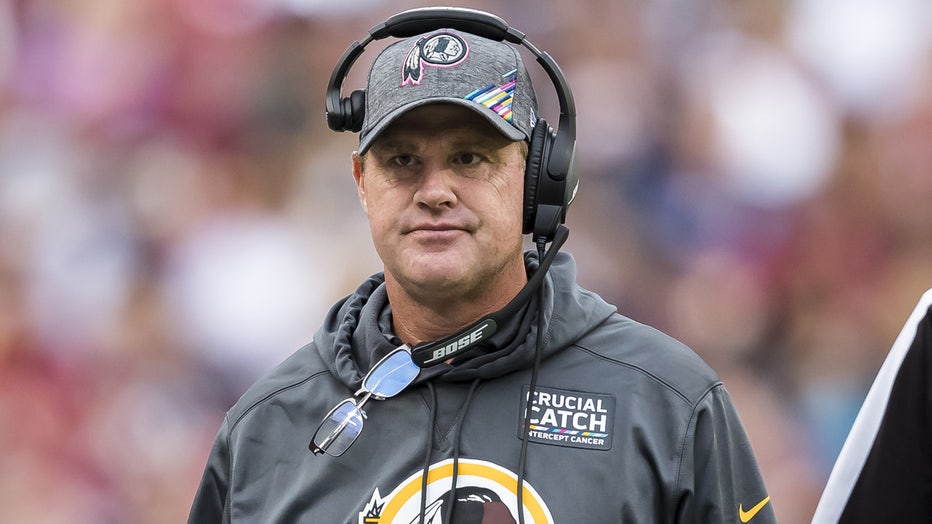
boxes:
[363,349,419,397]
[312,399,363,456]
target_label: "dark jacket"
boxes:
[189,252,775,523]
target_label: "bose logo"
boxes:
[420,319,495,365]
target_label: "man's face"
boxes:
[353,104,527,307]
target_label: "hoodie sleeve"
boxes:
[188,416,232,524]
[675,384,776,524]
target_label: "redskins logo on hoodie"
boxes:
[359,458,554,523]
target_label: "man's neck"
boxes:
[386,270,527,347]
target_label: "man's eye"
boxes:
[456,153,482,166]
[390,155,416,167]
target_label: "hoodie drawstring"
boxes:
[418,382,437,524]
[442,378,482,524]
[416,378,483,524]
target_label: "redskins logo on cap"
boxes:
[401,32,469,87]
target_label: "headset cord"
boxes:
[517,237,548,524]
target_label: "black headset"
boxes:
[326,7,578,243]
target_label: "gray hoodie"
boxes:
[189,251,775,523]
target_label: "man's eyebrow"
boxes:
[368,139,413,156]
[371,133,508,155]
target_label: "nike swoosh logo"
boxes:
[738,496,771,522]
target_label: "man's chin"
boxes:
[406,269,469,294]
[394,262,476,299]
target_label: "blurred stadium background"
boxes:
[1,0,930,522]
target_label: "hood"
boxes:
[313,250,617,391]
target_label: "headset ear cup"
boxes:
[339,90,367,133]
[326,101,342,131]
[336,90,365,132]
[523,121,550,235]
[337,98,352,132]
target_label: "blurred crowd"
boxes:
[1,0,930,522]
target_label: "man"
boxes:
[812,288,932,523]
[189,8,775,523]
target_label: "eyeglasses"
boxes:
[310,346,420,456]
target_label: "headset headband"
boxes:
[325,7,577,182]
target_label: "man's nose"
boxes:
[414,165,458,209]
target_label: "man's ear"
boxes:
[352,152,367,214]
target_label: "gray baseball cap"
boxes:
[358,29,539,154]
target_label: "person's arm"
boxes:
[188,416,232,524]
[676,384,775,524]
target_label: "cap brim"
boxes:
[357,98,527,155]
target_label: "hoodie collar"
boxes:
[314,251,617,390]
